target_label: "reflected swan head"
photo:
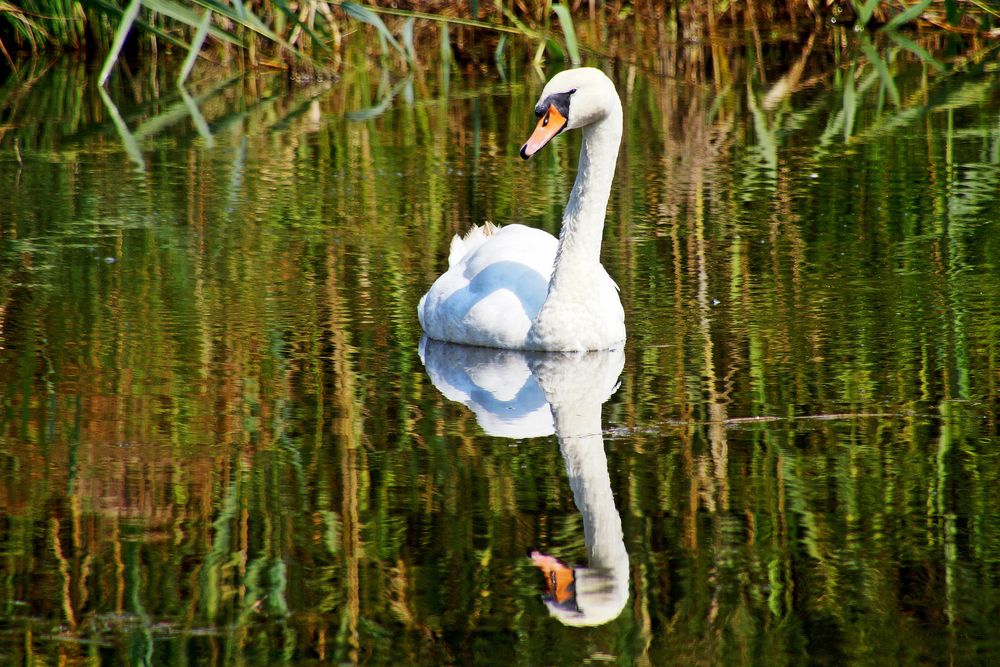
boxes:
[531,551,629,627]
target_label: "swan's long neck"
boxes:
[547,108,622,295]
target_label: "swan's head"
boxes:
[520,67,620,160]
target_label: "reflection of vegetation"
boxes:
[0,27,999,665]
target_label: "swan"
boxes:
[419,338,630,625]
[418,67,625,351]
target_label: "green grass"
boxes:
[3,1,995,76]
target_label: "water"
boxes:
[1,34,999,665]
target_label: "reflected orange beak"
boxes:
[520,105,568,159]
[530,551,576,603]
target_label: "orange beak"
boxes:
[520,105,568,159]
[530,551,576,604]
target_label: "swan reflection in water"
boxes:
[419,337,629,626]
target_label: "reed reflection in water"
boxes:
[0,28,998,665]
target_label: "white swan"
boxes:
[419,338,630,626]
[418,68,625,351]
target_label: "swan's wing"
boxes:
[460,224,555,278]
[419,224,558,349]
[449,221,499,268]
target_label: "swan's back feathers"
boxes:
[449,221,499,268]
[419,224,561,349]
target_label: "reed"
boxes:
[1,1,996,74]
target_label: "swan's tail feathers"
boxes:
[448,220,500,267]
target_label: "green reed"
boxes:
[3,1,996,75]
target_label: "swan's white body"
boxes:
[418,68,625,352]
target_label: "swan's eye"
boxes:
[542,114,549,127]
[570,88,577,94]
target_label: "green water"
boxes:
[1,34,999,665]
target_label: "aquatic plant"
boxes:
[2,1,997,75]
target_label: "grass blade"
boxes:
[272,0,333,52]
[341,1,403,55]
[882,0,932,31]
[494,33,507,63]
[440,21,452,64]
[860,36,901,108]
[178,85,214,146]
[402,16,415,63]
[532,38,546,66]
[544,37,565,62]
[886,29,945,71]
[99,86,144,169]
[82,0,195,51]
[98,0,141,86]
[852,0,882,27]
[143,0,241,45]
[343,4,528,36]
[843,65,857,140]
[552,3,580,66]
[177,9,211,86]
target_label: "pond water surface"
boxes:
[1,33,999,665]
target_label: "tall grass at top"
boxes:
[1,1,996,75]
